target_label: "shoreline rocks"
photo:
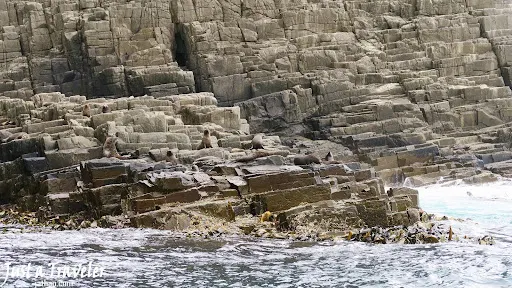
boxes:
[0,203,495,246]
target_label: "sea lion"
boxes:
[346,230,353,241]
[197,129,213,149]
[103,137,125,159]
[82,104,91,117]
[324,151,334,162]
[235,151,273,163]
[62,70,77,83]
[129,149,140,159]
[293,154,321,165]
[342,164,353,173]
[387,188,394,197]
[406,208,420,224]
[251,133,264,150]
[102,104,111,113]
[0,130,13,142]
[165,150,179,164]
[3,132,29,143]
[260,211,275,222]
[68,119,81,127]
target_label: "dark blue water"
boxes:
[0,182,511,287]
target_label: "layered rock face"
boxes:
[0,92,421,239]
[2,1,512,149]
[0,0,510,241]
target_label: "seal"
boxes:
[165,150,179,164]
[62,70,78,83]
[129,149,140,159]
[68,119,81,127]
[324,151,334,162]
[235,151,273,163]
[103,137,125,159]
[197,129,213,149]
[3,132,29,143]
[82,103,91,117]
[260,211,275,222]
[346,231,353,240]
[293,154,321,165]
[0,130,13,142]
[387,187,394,197]
[102,104,111,113]
[251,133,264,150]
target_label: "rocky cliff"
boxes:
[2,1,512,127]
[0,0,508,243]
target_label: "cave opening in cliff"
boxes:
[174,31,188,69]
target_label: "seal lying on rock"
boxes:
[2,132,29,143]
[197,129,213,149]
[82,104,91,117]
[68,119,81,127]
[251,133,264,150]
[235,151,274,163]
[102,104,111,113]
[293,154,321,165]
[0,130,13,142]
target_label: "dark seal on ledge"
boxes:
[102,104,111,113]
[197,129,213,149]
[294,154,321,165]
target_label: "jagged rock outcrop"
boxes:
[2,1,512,163]
[0,90,426,238]
[0,0,512,241]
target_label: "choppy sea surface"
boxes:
[0,181,512,287]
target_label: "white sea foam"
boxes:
[0,182,511,287]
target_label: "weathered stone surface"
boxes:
[0,0,509,244]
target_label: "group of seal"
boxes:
[197,131,265,151]
[81,104,110,117]
[102,127,335,170]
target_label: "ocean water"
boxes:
[0,181,511,287]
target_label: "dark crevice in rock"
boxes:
[174,29,189,70]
